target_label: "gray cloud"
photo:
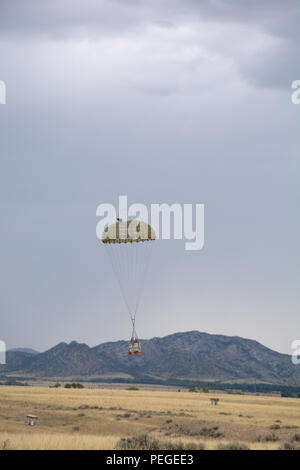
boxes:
[0,0,299,90]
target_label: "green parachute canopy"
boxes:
[102,220,156,244]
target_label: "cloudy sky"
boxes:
[0,0,299,354]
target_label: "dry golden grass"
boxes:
[0,432,281,450]
[0,386,299,450]
[0,432,118,450]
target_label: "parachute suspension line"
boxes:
[131,316,137,338]
[133,241,154,319]
[104,243,131,317]
[104,239,154,347]
[115,243,134,319]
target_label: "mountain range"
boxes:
[2,331,300,386]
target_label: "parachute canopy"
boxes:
[102,220,156,244]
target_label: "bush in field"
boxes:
[72,383,84,389]
[255,433,279,443]
[116,433,205,450]
[126,387,139,391]
[64,383,84,389]
[292,433,300,442]
[200,426,224,439]
[0,440,11,451]
[269,424,280,430]
[217,442,250,450]
[279,442,300,451]
[264,433,278,442]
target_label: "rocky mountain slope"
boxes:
[2,331,299,386]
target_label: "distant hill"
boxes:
[2,331,300,386]
[8,348,39,355]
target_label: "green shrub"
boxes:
[64,383,84,389]
[49,383,61,388]
[71,383,84,389]
[126,386,139,391]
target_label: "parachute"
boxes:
[102,219,156,355]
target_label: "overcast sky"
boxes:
[0,0,299,354]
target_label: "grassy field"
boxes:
[0,386,300,450]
